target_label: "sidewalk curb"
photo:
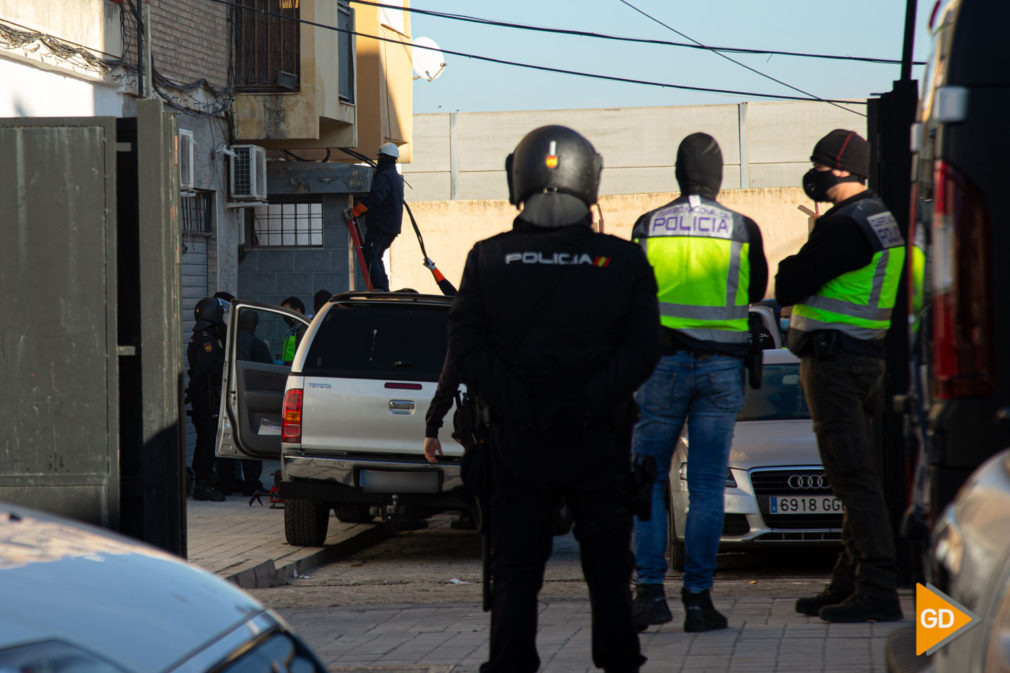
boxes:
[226,522,395,589]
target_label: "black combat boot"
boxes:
[682,587,728,632]
[795,583,854,616]
[818,592,903,623]
[193,481,225,502]
[632,583,673,632]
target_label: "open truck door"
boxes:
[216,302,311,462]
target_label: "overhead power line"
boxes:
[615,0,863,117]
[206,0,867,107]
[348,0,924,67]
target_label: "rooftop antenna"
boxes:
[411,37,446,82]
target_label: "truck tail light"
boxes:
[931,160,994,398]
[282,388,303,443]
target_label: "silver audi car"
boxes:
[667,348,842,570]
[0,502,328,673]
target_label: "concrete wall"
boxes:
[350,1,414,161]
[0,1,124,116]
[0,0,121,60]
[402,101,867,202]
[389,187,816,297]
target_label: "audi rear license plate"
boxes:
[769,495,843,514]
[359,469,440,494]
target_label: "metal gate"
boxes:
[0,117,120,527]
[0,102,186,555]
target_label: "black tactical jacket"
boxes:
[448,217,661,436]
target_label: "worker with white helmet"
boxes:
[344,142,404,291]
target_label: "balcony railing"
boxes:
[234,0,300,92]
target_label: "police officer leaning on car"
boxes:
[775,129,905,623]
[447,125,661,673]
[187,297,228,502]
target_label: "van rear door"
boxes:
[217,302,311,461]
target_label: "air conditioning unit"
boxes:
[178,129,195,193]
[229,144,267,201]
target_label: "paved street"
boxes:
[188,497,918,672]
[281,599,910,673]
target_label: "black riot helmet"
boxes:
[193,296,225,330]
[506,125,603,209]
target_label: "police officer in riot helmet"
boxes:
[187,296,228,502]
[448,125,661,673]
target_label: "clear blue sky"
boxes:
[408,0,935,115]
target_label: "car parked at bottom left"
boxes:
[0,501,328,673]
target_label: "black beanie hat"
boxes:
[676,132,723,199]
[811,129,870,178]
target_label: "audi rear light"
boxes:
[282,388,303,443]
[931,160,994,398]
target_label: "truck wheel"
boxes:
[284,499,330,546]
[334,504,374,523]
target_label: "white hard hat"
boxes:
[378,142,399,159]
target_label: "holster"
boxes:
[745,314,764,390]
[629,455,657,521]
[812,330,838,361]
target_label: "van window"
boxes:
[302,305,448,381]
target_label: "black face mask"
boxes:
[802,168,861,202]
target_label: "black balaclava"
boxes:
[675,132,723,200]
[377,153,396,169]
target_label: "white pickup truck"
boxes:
[216,292,466,545]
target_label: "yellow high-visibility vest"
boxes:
[632,195,751,344]
[792,198,906,341]
[909,223,927,335]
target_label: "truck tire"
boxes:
[284,499,330,546]
[334,503,374,523]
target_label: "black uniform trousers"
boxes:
[363,229,396,292]
[799,351,898,596]
[480,423,645,673]
[190,398,218,485]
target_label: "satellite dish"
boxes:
[412,37,446,82]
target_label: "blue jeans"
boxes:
[632,352,745,593]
